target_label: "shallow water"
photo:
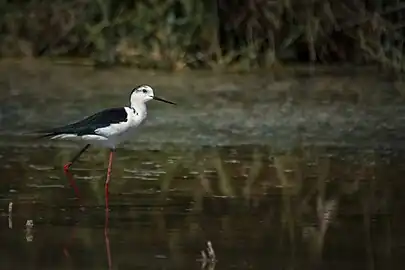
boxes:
[1,61,405,269]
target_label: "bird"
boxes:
[36,85,176,210]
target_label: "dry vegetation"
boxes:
[0,0,404,70]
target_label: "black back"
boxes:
[39,107,128,137]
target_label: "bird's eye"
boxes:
[142,89,147,93]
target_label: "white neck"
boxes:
[131,101,147,119]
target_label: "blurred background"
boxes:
[1,0,405,269]
[0,0,405,69]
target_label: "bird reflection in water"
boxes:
[105,208,112,270]
[62,207,113,270]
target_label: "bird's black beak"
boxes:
[153,96,176,105]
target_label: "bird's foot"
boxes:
[63,162,72,173]
[63,162,81,199]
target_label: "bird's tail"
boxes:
[24,129,59,139]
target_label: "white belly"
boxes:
[50,107,145,149]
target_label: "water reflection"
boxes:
[105,222,112,270]
[199,241,217,270]
[25,219,34,242]
[8,202,12,229]
[1,143,405,269]
[3,62,405,269]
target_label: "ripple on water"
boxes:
[1,65,405,269]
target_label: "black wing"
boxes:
[37,107,128,138]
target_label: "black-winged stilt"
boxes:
[37,85,176,210]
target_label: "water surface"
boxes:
[1,60,405,269]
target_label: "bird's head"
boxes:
[130,85,176,106]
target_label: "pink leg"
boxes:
[63,144,91,198]
[105,150,115,211]
[63,163,81,199]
